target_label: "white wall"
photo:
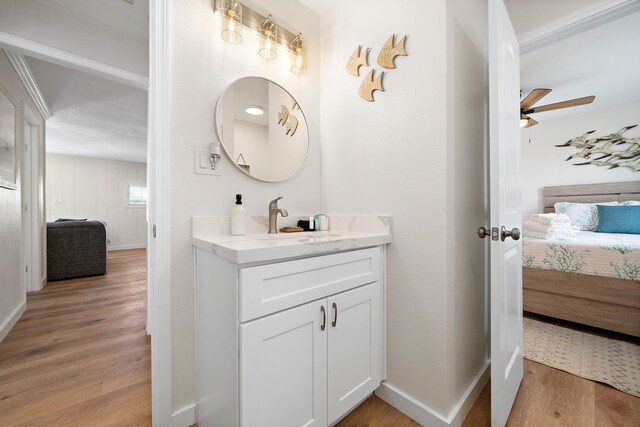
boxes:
[0,49,45,341]
[321,0,488,418]
[168,0,322,410]
[522,101,640,218]
[0,0,148,76]
[46,155,147,250]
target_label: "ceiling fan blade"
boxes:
[520,88,552,110]
[525,96,595,114]
[524,117,538,128]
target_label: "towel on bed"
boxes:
[524,220,580,234]
[528,213,572,227]
[524,229,578,241]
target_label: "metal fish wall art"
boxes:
[559,125,639,172]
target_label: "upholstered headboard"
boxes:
[543,181,640,213]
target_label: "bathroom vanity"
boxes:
[193,216,391,426]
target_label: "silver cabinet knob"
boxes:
[478,227,490,239]
[501,226,521,241]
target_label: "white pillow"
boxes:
[554,202,618,231]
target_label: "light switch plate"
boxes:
[194,147,220,176]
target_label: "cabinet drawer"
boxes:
[240,247,380,322]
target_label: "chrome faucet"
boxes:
[268,196,289,234]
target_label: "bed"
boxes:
[522,181,640,337]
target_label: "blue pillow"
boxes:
[596,205,640,234]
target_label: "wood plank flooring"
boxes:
[342,359,639,427]
[0,249,150,427]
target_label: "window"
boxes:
[128,185,148,206]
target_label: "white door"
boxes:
[327,283,382,424]
[241,299,328,427]
[488,0,523,426]
[21,123,33,293]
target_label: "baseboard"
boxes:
[108,244,147,251]
[170,402,196,427]
[0,299,26,343]
[376,360,490,427]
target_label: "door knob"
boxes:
[478,227,490,239]
[501,226,521,241]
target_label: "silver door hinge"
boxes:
[153,224,157,238]
[24,144,28,152]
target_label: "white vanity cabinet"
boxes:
[195,245,387,427]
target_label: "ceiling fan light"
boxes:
[520,118,530,128]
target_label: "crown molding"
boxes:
[5,50,52,120]
[0,32,149,90]
[519,0,640,54]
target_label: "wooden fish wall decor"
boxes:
[277,105,289,125]
[358,70,384,102]
[286,116,299,136]
[277,104,299,137]
[377,34,408,69]
[346,45,369,77]
[346,34,408,102]
[558,125,639,172]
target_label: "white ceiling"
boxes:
[46,0,149,40]
[520,11,640,121]
[297,0,339,15]
[504,0,601,36]
[26,57,148,163]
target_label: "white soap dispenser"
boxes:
[231,194,247,236]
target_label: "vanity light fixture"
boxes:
[214,0,304,71]
[219,0,243,44]
[245,106,265,116]
[210,141,222,170]
[258,15,278,60]
[290,33,305,74]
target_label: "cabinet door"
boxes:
[327,282,382,424]
[241,299,328,427]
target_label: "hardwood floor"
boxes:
[463,359,640,427]
[0,249,150,427]
[337,395,420,427]
[343,359,639,427]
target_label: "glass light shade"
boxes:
[290,34,305,74]
[520,118,529,128]
[220,1,242,44]
[259,16,278,60]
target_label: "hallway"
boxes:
[0,249,150,426]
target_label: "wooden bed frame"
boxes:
[523,181,640,337]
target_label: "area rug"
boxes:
[523,317,640,397]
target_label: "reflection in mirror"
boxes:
[215,77,309,182]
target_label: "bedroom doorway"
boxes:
[505,0,640,424]
[21,103,41,293]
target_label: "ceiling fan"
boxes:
[520,88,595,128]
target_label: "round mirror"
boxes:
[215,77,309,182]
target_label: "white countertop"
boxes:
[193,230,392,264]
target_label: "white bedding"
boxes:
[522,231,640,280]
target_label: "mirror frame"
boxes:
[214,76,310,183]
